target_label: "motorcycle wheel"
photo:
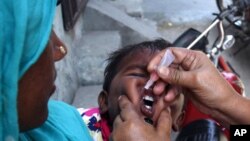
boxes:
[216,0,243,29]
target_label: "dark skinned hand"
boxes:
[148,47,244,126]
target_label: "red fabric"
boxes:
[100,113,111,141]
[221,71,244,94]
[182,101,211,127]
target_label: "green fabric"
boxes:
[0,0,92,140]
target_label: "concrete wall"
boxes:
[51,5,85,103]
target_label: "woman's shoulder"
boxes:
[19,100,93,141]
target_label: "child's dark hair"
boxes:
[103,38,172,92]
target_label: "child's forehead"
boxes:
[121,48,157,63]
[116,48,160,71]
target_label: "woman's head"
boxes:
[99,39,186,131]
[18,30,67,131]
[0,0,66,139]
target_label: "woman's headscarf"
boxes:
[0,0,92,140]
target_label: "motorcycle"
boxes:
[172,0,246,95]
[173,1,247,140]
[217,0,250,54]
[217,0,250,35]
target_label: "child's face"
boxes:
[99,48,185,130]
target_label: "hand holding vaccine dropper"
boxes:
[144,50,175,89]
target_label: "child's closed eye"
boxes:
[128,73,148,78]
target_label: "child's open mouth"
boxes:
[140,89,155,125]
[143,95,154,110]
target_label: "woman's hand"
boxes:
[148,48,240,124]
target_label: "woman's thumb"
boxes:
[156,108,172,137]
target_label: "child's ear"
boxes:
[98,90,108,114]
[173,111,186,131]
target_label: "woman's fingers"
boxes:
[118,95,139,121]
[156,108,172,138]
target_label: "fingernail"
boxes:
[167,107,171,113]
[150,71,158,81]
[118,95,122,101]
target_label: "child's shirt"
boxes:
[78,108,111,141]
